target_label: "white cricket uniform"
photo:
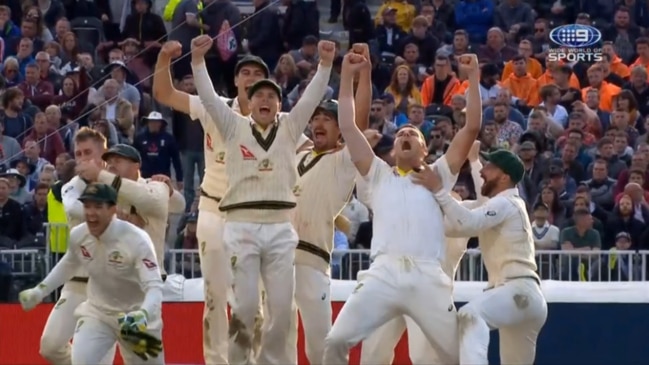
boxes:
[287,147,357,365]
[437,188,547,365]
[38,218,165,365]
[360,160,485,364]
[189,94,311,364]
[95,171,172,276]
[323,156,460,365]
[39,176,116,364]
[193,60,329,365]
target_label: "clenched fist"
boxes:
[458,54,479,78]
[318,40,337,67]
[342,53,370,74]
[160,41,182,59]
[191,35,213,59]
[351,43,371,71]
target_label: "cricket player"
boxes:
[286,43,373,365]
[359,142,486,364]
[39,127,117,365]
[19,183,165,365]
[322,52,482,365]
[418,149,548,365]
[79,143,177,278]
[153,40,311,364]
[190,34,335,364]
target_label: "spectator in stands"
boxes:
[531,202,559,279]
[384,65,422,113]
[121,0,167,66]
[245,0,284,71]
[1,166,27,202]
[22,182,48,247]
[174,211,200,278]
[18,63,54,110]
[133,111,183,184]
[35,51,61,92]
[11,157,36,191]
[53,72,90,120]
[21,140,49,190]
[559,208,601,281]
[0,119,21,169]
[592,232,641,282]
[96,78,134,141]
[0,177,24,245]
[331,228,350,279]
[100,61,140,116]
[24,5,54,43]
[1,87,32,143]
[2,57,23,87]
[604,194,646,249]
[536,184,568,228]
[23,112,65,164]
[0,6,20,40]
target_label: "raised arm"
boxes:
[338,53,375,176]
[153,41,192,114]
[286,41,335,142]
[352,43,372,131]
[190,35,239,140]
[62,176,87,224]
[444,54,482,174]
[97,171,169,218]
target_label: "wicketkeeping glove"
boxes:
[118,310,163,361]
[18,286,44,311]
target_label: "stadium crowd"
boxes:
[2,0,649,301]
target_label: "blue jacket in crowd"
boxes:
[455,0,495,43]
[132,130,183,182]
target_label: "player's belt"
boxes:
[200,188,221,203]
[296,240,330,264]
[70,276,89,283]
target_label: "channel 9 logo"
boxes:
[547,24,603,62]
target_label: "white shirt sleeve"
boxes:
[439,194,513,237]
[39,225,83,296]
[430,155,459,191]
[132,230,164,317]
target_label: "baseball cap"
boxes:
[313,100,338,121]
[519,141,536,151]
[615,232,631,241]
[102,144,142,164]
[78,183,118,205]
[247,79,283,102]
[480,149,525,185]
[143,111,167,125]
[235,55,270,78]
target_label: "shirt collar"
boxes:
[98,217,118,241]
[495,188,520,198]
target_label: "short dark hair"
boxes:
[556,64,573,75]
[2,87,24,108]
[636,37,649,47]
[35,182,50,191]
[302,35,318,46]
[512,55,526,63]
[597,137,613,148]
[573,208,591,217]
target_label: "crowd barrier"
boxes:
[1,281,648,365]
[168,248,649,282]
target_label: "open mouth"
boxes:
[259,106,271,115]
[402,140,412,151]
[313,129,326,138]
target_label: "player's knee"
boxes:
[39,334,64,360]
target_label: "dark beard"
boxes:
[481,178,499,197]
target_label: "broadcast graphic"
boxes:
[548,24,603,63]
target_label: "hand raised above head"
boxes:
[318,40,337,67]
[160,41,182,59]
[190,35,213,58]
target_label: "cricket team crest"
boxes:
[108,251,125,267]
[258,158,273,172]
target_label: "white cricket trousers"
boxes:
[40,280,116,364]
[71,302,164,365]
[323,255,458,365]
[224,221,297,365]
[287,264,332,365]
[459,278,547,365]
[360,237,469,365]
[196,210,231,364]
